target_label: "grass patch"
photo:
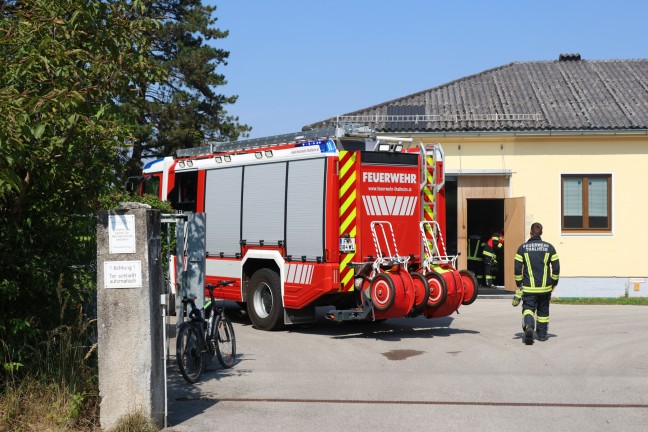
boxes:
[0,379,160,432]
[0,378,100,432]
[106,412,159,432]
[552,297,648,305]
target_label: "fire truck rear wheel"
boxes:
[247,268,284,331]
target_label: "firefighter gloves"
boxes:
[512,290,522,307]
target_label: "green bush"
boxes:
[96,191,174,213]
[1,275,99,431]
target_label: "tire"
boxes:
[425,271,448,308]
[459,269,479,305]
[370,273,396,311]
[247,268,284,331]
[176,322,204,384]
[214,314,236,368]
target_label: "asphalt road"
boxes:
[163,298,648,432]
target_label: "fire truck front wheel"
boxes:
[247,269,284,331]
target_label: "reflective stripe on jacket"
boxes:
[482,232,503,264]
[514,236,560,293]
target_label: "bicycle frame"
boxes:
[181,289,219,349]
[177,280,237,383]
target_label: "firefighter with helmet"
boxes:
[482,229,504,287]
[512,222,560,344]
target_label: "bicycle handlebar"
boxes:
[205,280,236,302]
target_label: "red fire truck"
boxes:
[136,125,478,330]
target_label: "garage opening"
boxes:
[467,198,505,287]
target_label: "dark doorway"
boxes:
[467,199,505,286]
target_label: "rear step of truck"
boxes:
[325,307,373,322]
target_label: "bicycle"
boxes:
[176,280,237,383]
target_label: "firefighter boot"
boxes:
[536,323,548,342]
[523,325,534,345]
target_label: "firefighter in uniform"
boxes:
[467,233,484,286]
[512,222,560,344]
[482,230,504,287]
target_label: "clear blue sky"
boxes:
[208,0,647,139]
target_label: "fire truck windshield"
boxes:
[143,175,160,196]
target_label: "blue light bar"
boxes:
[295,139,337,153]
[322,139,337,153]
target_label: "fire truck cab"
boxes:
[136,125,478,330]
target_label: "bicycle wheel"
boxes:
[176,322,204,383]
[214,314,236,368]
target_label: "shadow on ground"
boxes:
[223,302,479,341]
[294,313,479,341]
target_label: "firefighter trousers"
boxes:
[482,245,497,287]
[522,292,551,337]
[483,262,493,286]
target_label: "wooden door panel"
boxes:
[504,197,525,291]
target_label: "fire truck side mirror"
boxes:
[125,176,143,195]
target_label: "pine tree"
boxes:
[123,0,250,179]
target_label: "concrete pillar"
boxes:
[96,203,164,430]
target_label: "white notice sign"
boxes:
[109,214,136,254]
[104,261,142,288]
